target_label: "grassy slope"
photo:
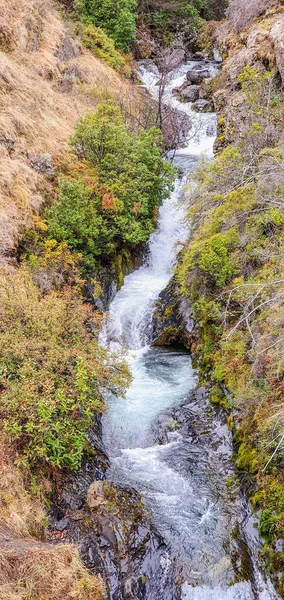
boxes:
[0,0,139,263]
[0,1,142,597]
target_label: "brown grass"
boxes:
[0,442,104,600]
[0,0,143,261]
[0,545,104,600]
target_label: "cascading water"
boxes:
[101,60,279,600]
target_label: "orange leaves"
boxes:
[131,201,141,215]
[102,190,116,210]
[100,188,123,212]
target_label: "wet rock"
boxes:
[186,68,210,84]
[163,48,186,72]
[51,409,179,599]
[186,70,204,85]
[192,99,214,113]
[55,517,69,531]
[180,84,200,102]
[65,481,179,600]
[191,51,205,61]
[150,277,196,350]
[210,556,233,586]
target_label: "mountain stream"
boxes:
[101,59,279,600]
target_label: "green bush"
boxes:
[138,0,228,46]
[74,0,137,52]
[82,24,131,75]
[46,102,174,275]
[0,266,130,471]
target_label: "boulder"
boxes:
[192,99,214,113]
[29,153,55,177]
[163,48,186,72]
[66,480,179,600]
[186,70,204,85]
[180,84,200,102]
[87,481,109,509]
[186,67,211,84]
[199,84,211,100]
[191,51,205,61]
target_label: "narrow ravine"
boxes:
[101,60,279,600]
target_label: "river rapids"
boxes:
[101,59,280,600]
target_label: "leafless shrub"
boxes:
[228,0,277,33]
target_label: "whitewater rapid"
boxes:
[101,60,279,600]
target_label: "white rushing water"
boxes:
[102,60,278,600]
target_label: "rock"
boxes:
[210,556,233,586]
[29,153,55,177]
[173,81,189,95]
[199,83,211,100]
[163,48,186,72]
[186,70,204,85]
[191,51,205,61]
[270,19,284,84]
[192,99,214,113]
[150,277,196,349]
[213,48,223,63]
[55,517,69,531]
[276,539,284,552]
[66,481,179,600]
[57,33,81,62]
[186,68,210,84]
[0,135,15,155]
[180,84,200,102]
[87,481,110,509]
[59,65,87,93]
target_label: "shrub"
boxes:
[74,0,137,52]
[46,102,174,275]
[0,266,130,471]
[82,24,131,76]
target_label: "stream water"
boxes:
[101,60,279,600]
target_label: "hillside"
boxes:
[0,0,141,263]
[2,0,284,598]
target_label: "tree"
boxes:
[74,0,137,52]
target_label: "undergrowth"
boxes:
[176,65,284,595]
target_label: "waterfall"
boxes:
[101,59,279,600]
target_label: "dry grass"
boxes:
[0,442,46,540]
[0,442,104,600]
[0,545,104,600]
[0,0,143,261]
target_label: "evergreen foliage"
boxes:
[137,0,228,46]
[74,0,137,52]
[82,24,131,75]
[46,102,174,275]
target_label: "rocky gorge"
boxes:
[1,1,284,599]
[48,44,283,599]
